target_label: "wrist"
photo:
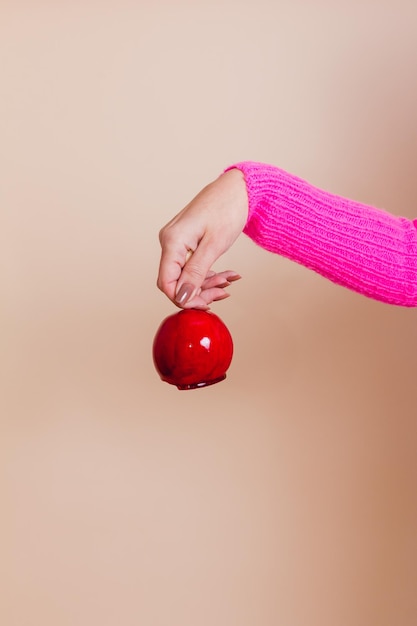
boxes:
[220,167,249,228]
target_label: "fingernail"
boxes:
[228,274,242,282]
[175,282,195,305]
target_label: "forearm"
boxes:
[226,161,417,307]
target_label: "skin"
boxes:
[157,168,249,309]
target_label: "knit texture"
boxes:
[226,161,417,307]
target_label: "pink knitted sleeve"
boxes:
[225,161,417,307]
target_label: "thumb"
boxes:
[175,240,219,306]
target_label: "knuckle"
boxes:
[185,263,206,281]
[158,227,166,245]
[159,224,177,248]
[156,277,168,294]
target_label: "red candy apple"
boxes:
[152,309,233,390]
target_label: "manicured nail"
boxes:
[228,274,242,282]
[175,282,195,305]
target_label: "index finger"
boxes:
[157,239,188,302]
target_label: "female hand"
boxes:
[157,168,248,309]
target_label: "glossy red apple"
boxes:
[152,309,233,390]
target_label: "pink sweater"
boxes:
[227,161,417,307]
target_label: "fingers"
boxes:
[181,289,229,310]
[201,270,242,291]
[157,236,194,303]
[178,271,242,309]
[157,229,242,308]
[157,168,248,307]
[175,270,236,306]
[157,210,205,303]
[172,237,221,305]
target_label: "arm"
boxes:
[157,161,417,308]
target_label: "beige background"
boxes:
[1,1,417,625]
